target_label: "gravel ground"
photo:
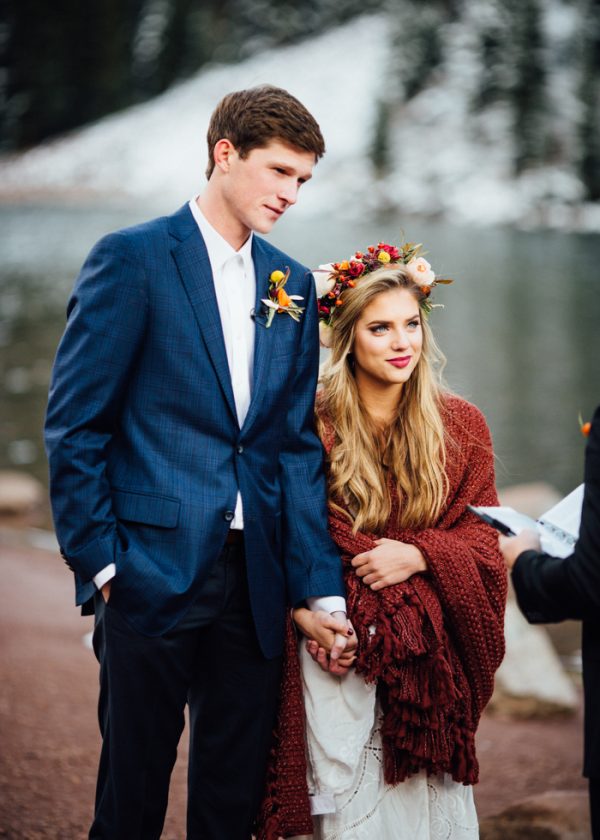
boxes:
[0,539,587,839]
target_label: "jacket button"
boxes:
[237,445,244,454]
[224,510,234,522]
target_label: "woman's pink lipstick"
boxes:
[387,356,412,368]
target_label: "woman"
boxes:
[258,244,507,840]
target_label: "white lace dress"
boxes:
[290,645,479,840]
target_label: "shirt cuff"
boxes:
[93,563,116,590]
[306,596,347,615]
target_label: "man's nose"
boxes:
[278,179,299,206]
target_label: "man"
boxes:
[45,85,354,840]
[499,404,600,839]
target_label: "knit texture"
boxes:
[257,394,507,839]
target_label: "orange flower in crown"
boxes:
[313,240,452,347]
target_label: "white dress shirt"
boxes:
[189,197,255,529]
[94,199,345,616]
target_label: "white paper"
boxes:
[472,484,584,559]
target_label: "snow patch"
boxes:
[0,8,598,232]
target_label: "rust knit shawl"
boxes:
[258,395,507,840]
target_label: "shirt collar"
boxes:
[189,197,254,276]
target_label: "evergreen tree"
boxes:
[578,0,600,200]
[370,99,391,177]
[471,1,511,111]
[506,0,547,174]
[4,0,143,149]
[387,0,449,101]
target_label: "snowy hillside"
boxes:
[1,9,598,232]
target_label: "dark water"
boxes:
[1,201,599,494]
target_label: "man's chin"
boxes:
[252,218,278,234]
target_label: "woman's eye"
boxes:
[370,324,388,334]
[407,320,420,329]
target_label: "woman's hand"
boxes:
[351,538,427,590]
[292,607,357,675]
[305,638,356,676]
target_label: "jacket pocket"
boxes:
[112,488,181,528]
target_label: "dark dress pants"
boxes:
[89,542,282,840]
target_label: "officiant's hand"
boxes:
[292,608,356,674]
[499,530,541,569]
[351,538,426,590]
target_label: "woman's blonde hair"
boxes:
[318,264,450,533]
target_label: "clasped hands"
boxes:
[294,538,426,675]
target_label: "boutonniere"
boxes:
[261,268,304,327]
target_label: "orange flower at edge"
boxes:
[277,287,292,308]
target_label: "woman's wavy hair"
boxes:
[318,264,451,534]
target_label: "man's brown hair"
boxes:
[205,85,325,179]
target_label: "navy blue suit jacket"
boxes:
[45,204,345,657]
[512,404,600,778]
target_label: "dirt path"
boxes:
[0,538,586,839]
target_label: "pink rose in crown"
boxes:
[406,256,436,287]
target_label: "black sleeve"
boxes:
[511,403,600,624]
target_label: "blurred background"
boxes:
[0,1,599,834]
[1,0,599,503]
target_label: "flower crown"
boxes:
[314,241,452,347]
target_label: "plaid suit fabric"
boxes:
[45,204,344,657]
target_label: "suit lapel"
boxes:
[169,206,238,425]
[242,238,279,435]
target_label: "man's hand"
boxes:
[351,538,426,590]
[499,529,541,570]
[305,637,356,676]
[292,607,356,674]
[101,580,112,603]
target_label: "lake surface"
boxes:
[1,201,599,496]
